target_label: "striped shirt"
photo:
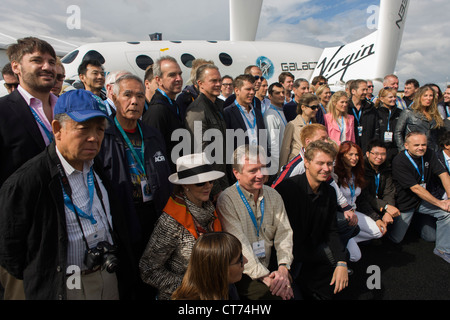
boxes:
[56,147,113,270]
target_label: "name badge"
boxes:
[384,131,393,142]
[141,180,153,202]
[420,182,427,189]
[357,126,363,137]
[252,240,265,258]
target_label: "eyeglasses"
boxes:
[194,180,213,187]
[318,82,327,86]
[56,74,65,81]
[230,253,244,267]
[369,152,386,157]
[253,75,265,81]
[368,85,374,88]
[4,82,19,90]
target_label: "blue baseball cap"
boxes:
[54,89,110,122]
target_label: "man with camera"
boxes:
[0,89,133,299]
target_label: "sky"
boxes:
[0,0,448,90]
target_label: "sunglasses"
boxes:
[368,85,374,88]
[194,180,213,187]
[304,104,320,110]
[4,82,19,90]
[230,253,244,267]
[253,75,265,81]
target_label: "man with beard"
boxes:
[0,37,58,299]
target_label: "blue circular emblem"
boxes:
[256,56,275,80]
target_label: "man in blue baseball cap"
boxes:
[0,89,134,300]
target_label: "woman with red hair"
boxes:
[333,141,384,262]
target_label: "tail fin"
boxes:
[229,0,263,41]
[311,0,410,91]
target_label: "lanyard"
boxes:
[157,88,173,106]
[301,116,312,125]
[236,182,264,238]
[269,105,287,126]
[386,109,392,131]
[61,167,97,225]
[235,100,256,130]
[337,116,345,142]
[114,117,146,176]
[29,106,53,143]
[320,103,327,114]
[352,108,362,125]
[348,174,356,203]
[404,150,425,183]
[374,173,380,198]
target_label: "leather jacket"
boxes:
[394,107,441,152]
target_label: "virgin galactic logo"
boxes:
[256,56,274,80]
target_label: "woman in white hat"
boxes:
[139,153,225,300]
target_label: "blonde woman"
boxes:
[323,91,355,145]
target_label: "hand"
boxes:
[344,209,358,226]
[382,212,394,225]
[330,263,349,294]
[267,269,293,300]
[385,204,400,218]
[439,199,450,212]
[376,219,388,235]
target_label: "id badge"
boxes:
[384,131,393,142]
[420,182,427,189]
[141,180,153,202]
[252,240,265,258]
[357,126,363,137]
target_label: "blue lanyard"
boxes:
[374,173,380,198]
[444,151,450,173]
[29,107,53,143]
[114,117,146,176]
[320,103,327,114]
[348,174,356,203]
[157,88,173,106]
[404,150,425,183]
[337,116,345,142]
[144,100,149,111]
[269,105,287,126]
[352,108,362,125]
[62,167,97,225]
[386,109,392,131]
[236,182,264,238]
[235,100,256,130]
[301,116,312,125]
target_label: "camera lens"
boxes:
[103,253,119,273]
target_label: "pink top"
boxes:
[324,113,355,145]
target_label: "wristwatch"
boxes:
[279,263,291,271]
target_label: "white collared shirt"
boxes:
[56,146,113,270]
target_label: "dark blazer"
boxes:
[223,101,266,148]
[0,90,47,186]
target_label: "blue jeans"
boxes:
[389,200,450,253]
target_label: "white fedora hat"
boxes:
[168,153,225,185]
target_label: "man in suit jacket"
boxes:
[224,74,267,184]
[0,37,58,187]
[0,37,58,299]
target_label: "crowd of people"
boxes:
[0,36,450,301]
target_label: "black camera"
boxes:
[84,241,119,273]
